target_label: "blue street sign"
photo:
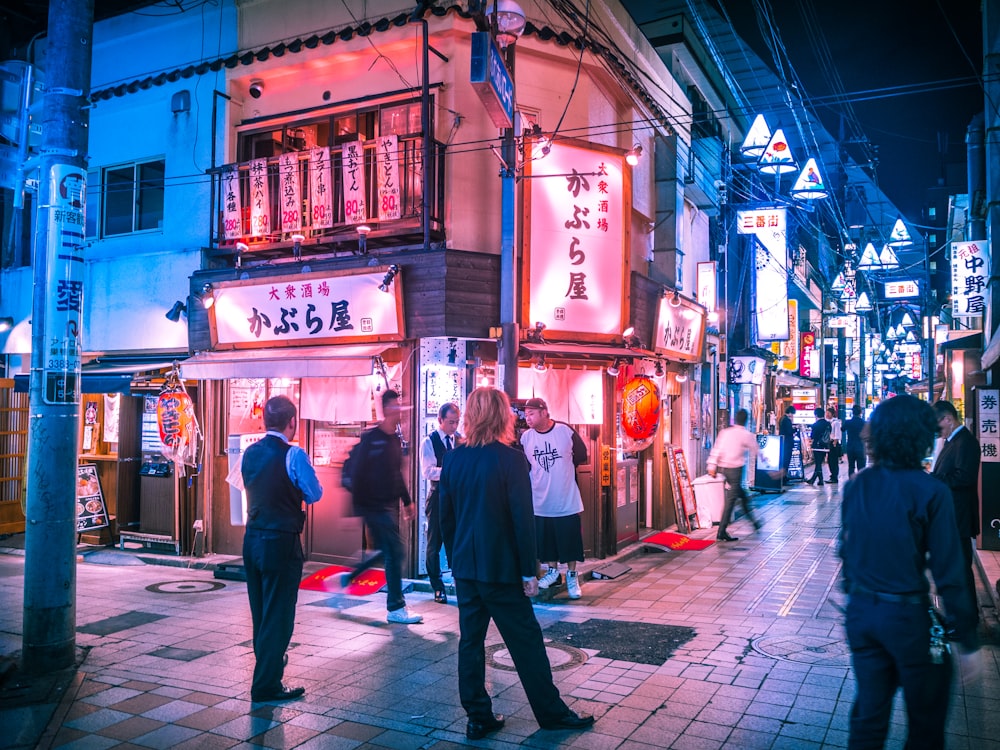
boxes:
[470,31,514,129]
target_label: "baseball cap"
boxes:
[524,397,548,411]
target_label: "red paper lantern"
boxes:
[621,375,661,441]
[157,389,197,465]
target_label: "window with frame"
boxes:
[93,159,165,237]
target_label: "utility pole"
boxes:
[22,0,94,674]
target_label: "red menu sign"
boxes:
[799,331,815,377]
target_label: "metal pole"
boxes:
[421,20,432,251]
[499,44,518,397]
[22,0,94,674]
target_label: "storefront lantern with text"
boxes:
[620,375,661,452]
[157,367,200,467]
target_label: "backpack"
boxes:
[813,421,831,450]
[341,431,371,492]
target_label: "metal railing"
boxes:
[209,135,446,248]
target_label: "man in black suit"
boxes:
[439,388,595,740]
[932,400,982,619]
[779,405,796,480]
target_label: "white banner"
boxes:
[739,208,789,342]
[248,158,270,237]
[771,299,799,371]
[883,279,919,299]
[211,269,403,347]
[526,141,625,336]
[308,147,333,229]
[375,134,401,221]
[278,153,302,233]
[222,165,243,240]
[951,240,989,318]
[342,140,367,224]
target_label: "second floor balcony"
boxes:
[208,134,446,263]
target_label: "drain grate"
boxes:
[145,580,226,594]
[486,642,587,672]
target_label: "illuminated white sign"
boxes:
[770,299,799,371]
[729,356,765,385]
[524,140,626,337]
[222,165,243,240]
[738,208,789,341]
[249,158,270,237]
[883,279,919,299]
[278,153,302,233]
[696,261,717,313]
[210,269,404,348]
[309,147,333,229]
[951,240,989,319]
[342,141,367,224]
[978,388,999,463]
[375,135,401,221]
[654,295,705,363]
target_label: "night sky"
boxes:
[719,0,984,220]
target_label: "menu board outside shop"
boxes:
[76,464,109,532]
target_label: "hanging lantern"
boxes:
[620,375,661,451]
[789,157,829,199]
[757,128,797,175]
[157,366,201,466]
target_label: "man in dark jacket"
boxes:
[343,389,422,624]
[779,405,796,480]
[805,407,831,486]
[932,399,982,619]
[242,396,322,702]
[843,405,868,477]
[439,388,594,739]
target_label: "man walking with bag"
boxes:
[806,408,831,486]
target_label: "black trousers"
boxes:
[425,489,445,593]
[455,578,570,725]
[847,449,867,477]
[243,528,303,698]
[809,450,828,483]
[845,594,952,749]
[718,466,755,537]
[827,444,841,480]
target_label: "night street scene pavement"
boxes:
[3,483,1000,750]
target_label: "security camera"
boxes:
[248,79,264,99]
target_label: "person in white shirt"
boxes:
[420,402,461,604]
[707,408,761,541]
[520,397,589,599]
[826,407,843,483]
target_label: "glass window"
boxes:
[100,159,165,237]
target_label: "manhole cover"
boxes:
[751,634,851,666]
[145,580,226,594]
[485,641,587,672]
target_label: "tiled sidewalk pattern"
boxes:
[2,482,1000,749]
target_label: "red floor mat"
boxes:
[299,564,386,596]
[642,531,716,551]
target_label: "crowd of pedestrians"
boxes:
[238,390,984,748]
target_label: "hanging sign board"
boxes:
[800,331,816,377]
[977,387,1000,551]
[209,268,405,349]
[342,140,367,224]
[951,240,989,319]
[738,207,789,342]
[222,165,243,240]
[470,32,514,129]
[375,134,401,221]
[248,158,270,236]
[883,280,919,299]
[278,153,302,233]
[309,147,334,229]
[157,388,198,466]
[654,294,706,362]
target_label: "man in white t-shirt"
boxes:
[707,408,760,542]
[520,398,589,599]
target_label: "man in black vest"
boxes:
[242,396,323,702]
[420,402,461,604]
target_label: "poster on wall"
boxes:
[76,464,108,532]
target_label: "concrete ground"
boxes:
[2,481,1000,750]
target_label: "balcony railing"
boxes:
[209,135,446,252]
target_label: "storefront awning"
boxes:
[13,357,179,394]
[776,372,816,388]
[520,342,655,361]
[939,331,982,351]
[180,344,390,380]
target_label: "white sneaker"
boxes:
[566,571,582,599]
[387,607,423,624]
[537,567,561,589]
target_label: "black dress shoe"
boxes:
[251,685,305,702]
[433,590,448,604]
[466,713,505,739]
[539,711,596,731]
[716,533,739,542]
[805,478,816,485]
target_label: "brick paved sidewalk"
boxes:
[3,483,1000,749]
